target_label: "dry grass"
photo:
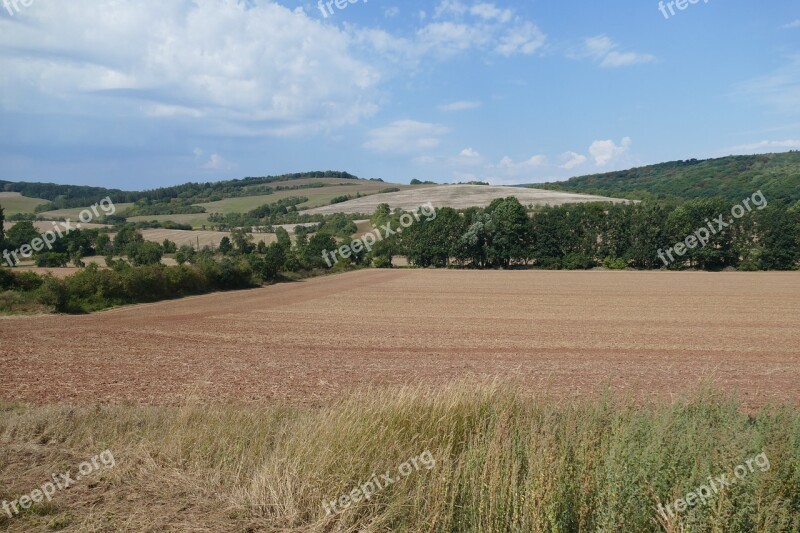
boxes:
[0,384,798,532]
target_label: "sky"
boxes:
[0,0,798,189]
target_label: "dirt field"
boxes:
[305,184,626,215]
[1,270,798,406]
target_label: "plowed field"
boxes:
[1,270,798,406]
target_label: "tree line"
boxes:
[372,197,800,271]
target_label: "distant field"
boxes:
[26,180,428,228]
[242,177,366,191]
[139,228,277,248]
[199,180,426,215]
[37,203,134,220]
[305,184,627,215]
[5,221,109,232]
[125,213,212,227]
[0,192,48,215]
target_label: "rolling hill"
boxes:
[538,152,800,204]
[304,185,626,215]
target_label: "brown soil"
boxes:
[1,270,798,407]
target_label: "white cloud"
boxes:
[782,20,800,29]
[460,148,481,158]
[496,154,547,170]
[384,7,400,18]
[559,151,587,170]
[363,120,449,154]
[470,3,513,23]
[438,100,482,112]
[576,35,655,68]
[589,137,632,166]
[202,153,234,171]
[0,1,380,137]
[496,22,546,56]
[726,139,800,154]
[355,1,546,65]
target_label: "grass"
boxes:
[0,384,798,532]
[0,193,48,216]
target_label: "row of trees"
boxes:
[210,197,799,273]
[389,198,800,271]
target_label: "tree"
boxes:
[304,232,336,269]
[485,197,532,267]
[175,245,197,265]
[113,226,143,254]
[230,229,254,254]
[0,203,5,244]
[95,233,112,256]
[6,220,39,249]
[218,236,233,255]
[162,239,177,254]
[752,204,800,270]
[127,241,164,266]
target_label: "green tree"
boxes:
[175,245,197,265]
[753,204,800,270]
[127,241,164,266]
[162,239,177,254]
[6,220,39,249]
[230,229,254,254]
[485,197,532,267]
[218,236,233,255]
[304,233,336,269]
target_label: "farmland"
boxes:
[2,270,797,406]
[305,184,626,215]
[2,269,799,532]
[0,193,48,215]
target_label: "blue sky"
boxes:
[0,0,798,189]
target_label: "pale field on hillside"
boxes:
[139,229,277,248]
[305,184,627,215]
[0,192,48,215]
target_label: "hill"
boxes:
[0,171,361,212]
[305,184,626,215]
[538,152,800,204]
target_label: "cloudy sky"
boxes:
[1,0,798,188]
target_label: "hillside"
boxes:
[0,171,362,212]
[538,152,800,204]
[305,185,626,215]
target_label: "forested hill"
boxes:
[538,152,800,204]
[0,171,359,211]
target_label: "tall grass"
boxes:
[0,384,798,532]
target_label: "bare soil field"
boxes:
[1,270,798,407]
[305,184,627,215]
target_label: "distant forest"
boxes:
[539,152,800,204]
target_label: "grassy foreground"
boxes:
[1,385,798,532]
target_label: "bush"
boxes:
[35,253,70,268]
